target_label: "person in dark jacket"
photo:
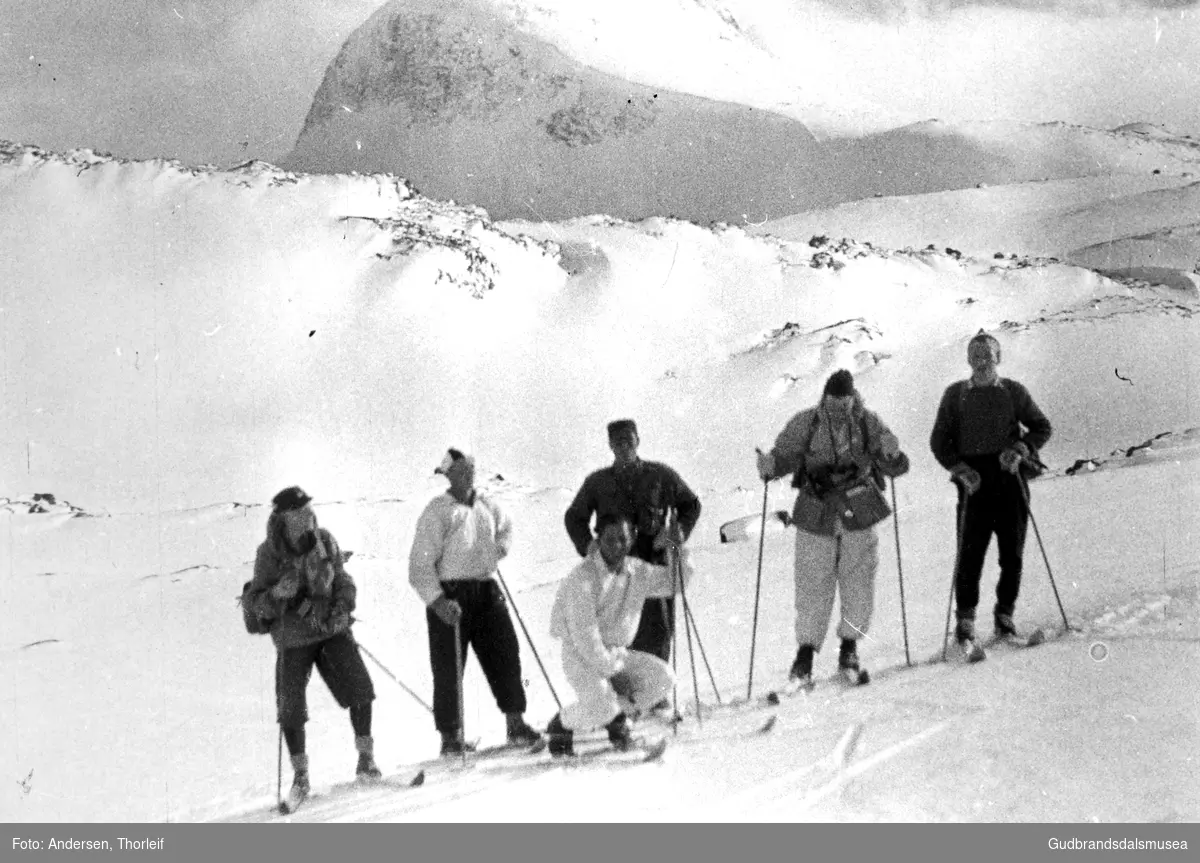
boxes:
[245,486,380,811]
[929,332,1053,645]
[564,419,702,672]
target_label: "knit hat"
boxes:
[822,369,855,398]
[434,448,474,475]
[271,486,312,512]
[606,419,638,440]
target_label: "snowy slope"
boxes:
[1,140,1197,822]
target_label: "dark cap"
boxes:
[969,330,1000,348]
[272,486,312,512]
[606,419,638,440]
[434,448,474,475]
[822,369,855,398]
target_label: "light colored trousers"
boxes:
[560,648,675,731]
[793,525,879,649]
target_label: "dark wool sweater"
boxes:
[564,459,701,565]
[929,377,1052,471]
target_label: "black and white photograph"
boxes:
[1,0,1197,832]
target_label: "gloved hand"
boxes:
[321,609,351,635]
[951,464,982,495]
[609,670,635,700]
[430,595,463,628]
[756,448,775,482]
[270,572,301,601]
[876,450,910,478]
[999,442,1031,475]
[653,522,684,552]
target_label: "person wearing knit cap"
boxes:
[929,332,1052,648]
[757,370,910,688]
[409,448,541,756]
[564,420,702,685]
[242,486,381,812]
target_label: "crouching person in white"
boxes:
[544,512,690,757]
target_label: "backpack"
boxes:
[239,580,273,635]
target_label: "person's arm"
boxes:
[641,552,693,599]
[669,468,702,542]
[246,544,284,620]
[1011,381,1052,452]
[766,409,816,480]
[408,501,448,606]
[563,477,597,557]
[326,532,356,615]
[866,411,909,478]
[490,498,514,561]
[560,577,627,677]
[929,384,963,471]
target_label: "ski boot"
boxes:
[355,735,382,783]
[838,639,869,685]
[546,714,575,758]
[789,644,815,688]
[606,712,635,753]
[280,753,310,813]
[955,615,986,662]
[505,713,543,747]
[439,730,477,758]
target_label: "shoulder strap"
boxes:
[804,409,821,451]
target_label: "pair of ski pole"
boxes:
[940,473,1070,658]
[747,471,1068,699]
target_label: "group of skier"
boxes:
[243,330,1051,808]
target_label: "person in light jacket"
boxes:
[544,512,690,757]
[757,370,909,687]
[409,448,541,756]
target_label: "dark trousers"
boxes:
[276,631,376,729]
[630,597,676,663]
[629,541,677,663]
[427,580,527,734]
[954,466,1030,619]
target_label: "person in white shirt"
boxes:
[409,448,540,756]
[544,512,690,757]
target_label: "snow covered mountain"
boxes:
[284,0,1200,223]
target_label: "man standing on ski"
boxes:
[244,486,381,813]
[408,448,542,756]
[564,419,702,676]
[544,513,689,757]
[929,332,1052,649]
[757,370,909,688]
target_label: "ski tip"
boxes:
[409,769,426,787]
[758,714,778,734]
[1026,628,1047,646]
[642,738,669,762]
[528,737,548,754]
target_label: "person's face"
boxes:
[824,394,854,415]
[281,506,315,543]
[598,520,633,566]
[445,457,475,491]
[968,338,1000,374]
[609,432,639,466]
